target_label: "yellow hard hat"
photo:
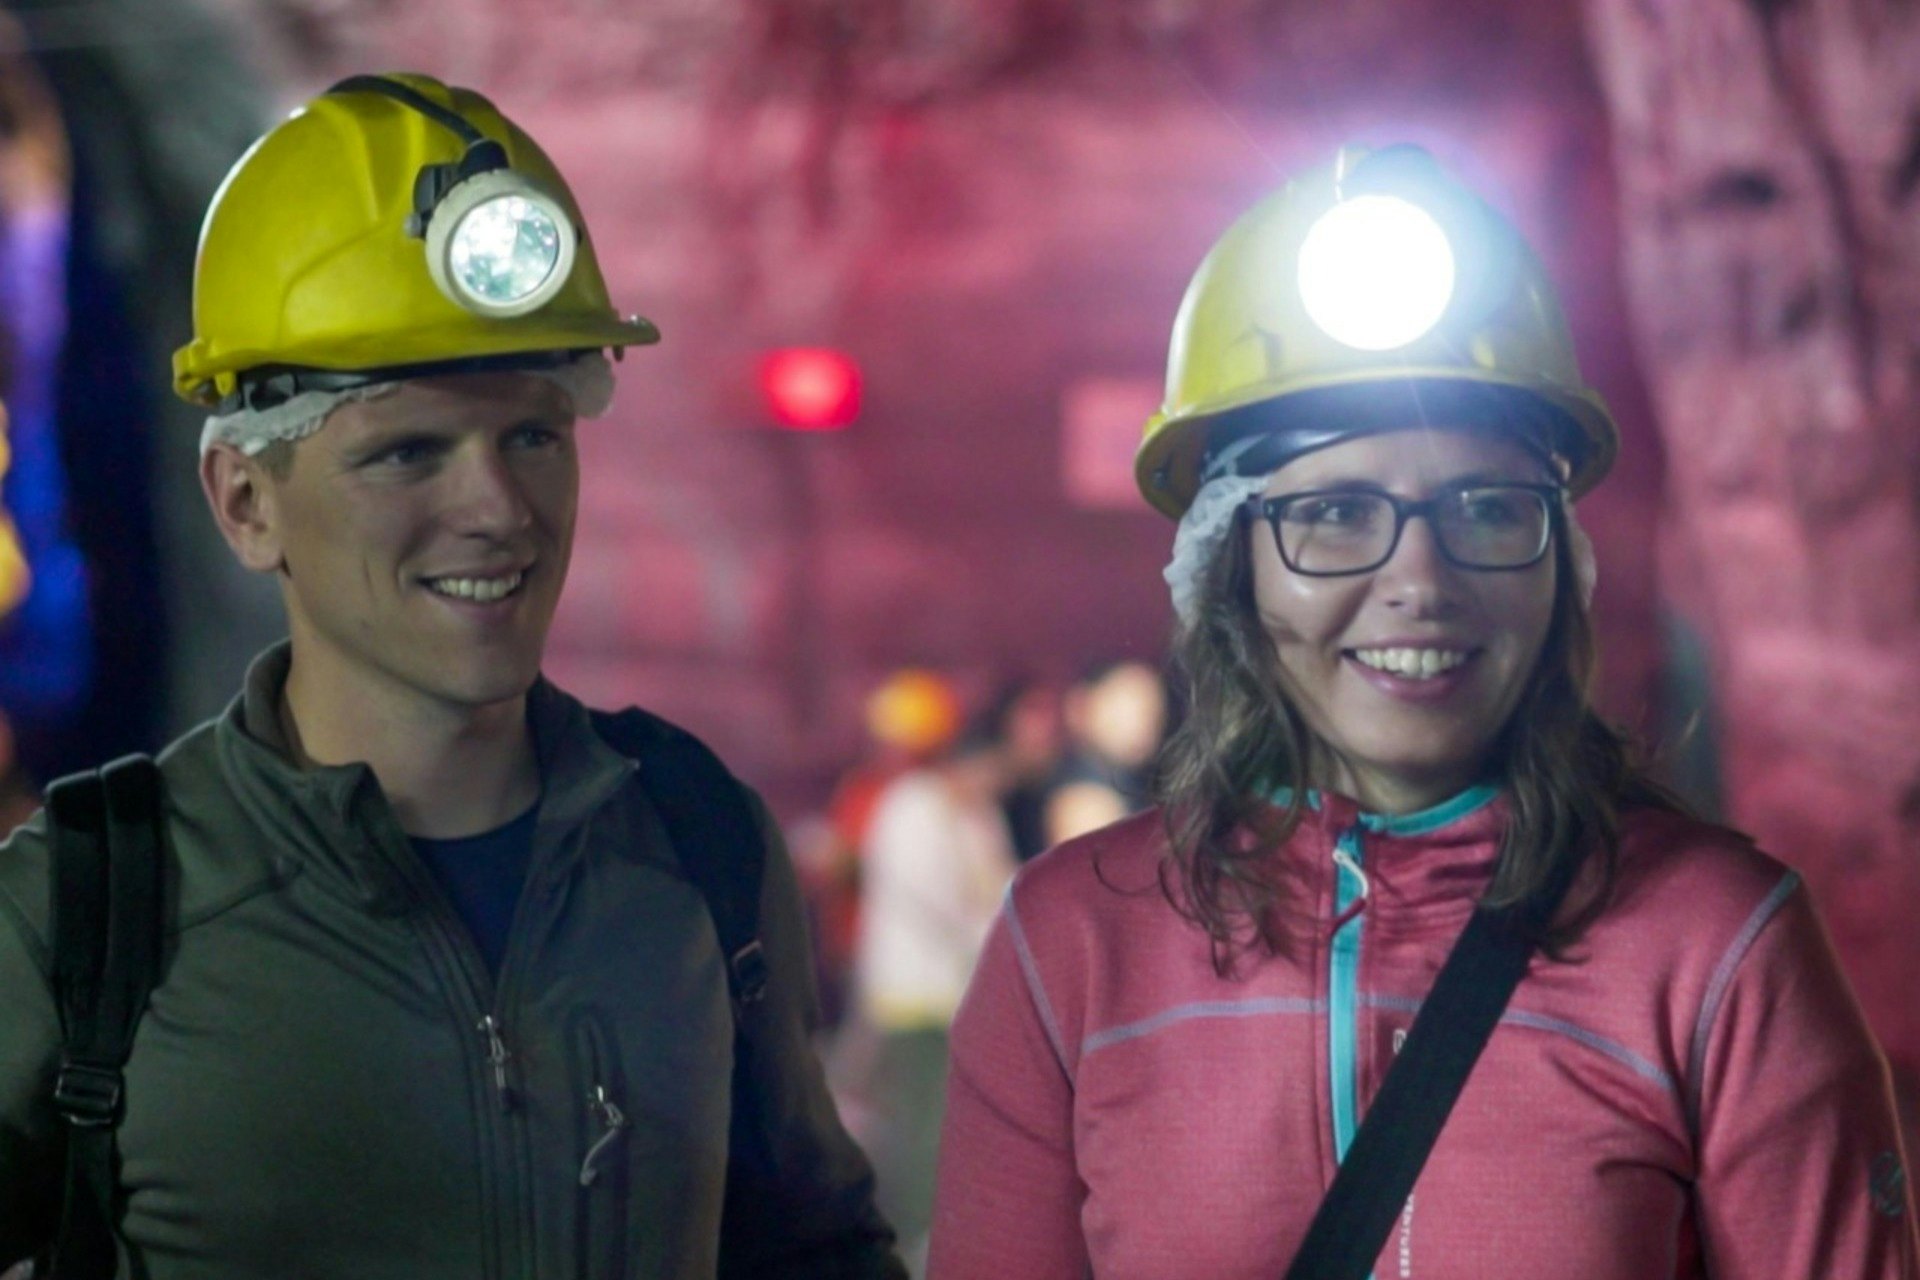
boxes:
[1136,145,1617,518]
[173,72,658,409]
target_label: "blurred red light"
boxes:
[758,348,861,430]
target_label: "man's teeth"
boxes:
[1352,647,1470,679]
[428,571,524,602]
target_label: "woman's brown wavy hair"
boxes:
[1154,472,1690,973]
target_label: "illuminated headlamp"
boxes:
[329,75,578,318]
[1297,194,1456,351]
[423,169,576,318]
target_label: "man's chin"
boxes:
[427,658,545,713]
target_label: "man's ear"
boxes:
[200,443,286,573]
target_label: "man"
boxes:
[0,73,903,1278]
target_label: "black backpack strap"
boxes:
[1283,859,1580,1280]
[46,754,166,1280]
[593,708,903,1275]
[591,709,767,1013]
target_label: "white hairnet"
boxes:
[197,352,617,458]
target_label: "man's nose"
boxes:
[446,443,533,534]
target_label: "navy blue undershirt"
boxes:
[411,803,540,979]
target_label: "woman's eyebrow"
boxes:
[1441,468,1540,487]
[1278,469,1539,493]
[1276,475,1394,493]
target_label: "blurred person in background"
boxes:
[798,669,964,1029]
[930,145,1915,1277]
[985,676,1065,863]
[0,74,901,1279]
[1041,657,1168,846]
[855,710,1018,1276]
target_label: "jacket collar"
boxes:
[1267,782,1508,928]
[1296,783,1503,839]
[215,641,638,909]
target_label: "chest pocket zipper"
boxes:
[575,1016,630,1280]
[580,1084,629,1187]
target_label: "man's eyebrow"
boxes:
[337,425,449,460]
[506,410,571,430]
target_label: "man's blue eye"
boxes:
[372,440,434,466]
[508,423,564,449]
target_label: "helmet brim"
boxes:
[175,313,659,407]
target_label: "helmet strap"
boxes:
[326,76,511,238]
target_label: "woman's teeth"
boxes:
[428,571,524,602]
[1352,647,1470,679]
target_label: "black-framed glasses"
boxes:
[1245,482,1561,576]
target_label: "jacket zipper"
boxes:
[373,779,623,1278]
[377,828,533,1280]
[580,1084,629,1186]
[575,1016,630,1280]
[1329,823,1375,1277]
[477,1014,515,1112]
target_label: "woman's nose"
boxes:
[1375,513,1462,614]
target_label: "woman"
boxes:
[928,146,1917,1278]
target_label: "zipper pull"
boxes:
[1331,834,1371,930]
[477,1015,514,1111]
[579,1084,630,1187]
[1331,843,1372,902]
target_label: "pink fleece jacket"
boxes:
[929,788,1918,1279]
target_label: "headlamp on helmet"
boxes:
[331,75,578,319]
[1297,194,1456,351]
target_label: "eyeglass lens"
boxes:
[1273,486,1550,574]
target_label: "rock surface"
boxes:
[1584,0,1920,1128]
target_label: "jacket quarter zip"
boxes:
[477,1014,515,1111]
[1328,822,1377,1278]
[375,820,551,1280]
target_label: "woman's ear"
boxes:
[200,443,286,574]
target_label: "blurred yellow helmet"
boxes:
[1135,144,1617,518]
[865,670,963,757]
[172,72,658,409]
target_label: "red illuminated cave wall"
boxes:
[1585,0,1920,1129]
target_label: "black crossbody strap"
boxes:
[47,755,166,1280]
[1283,859,1580,1280]
[590,707,784,1210]
[591,709,768,1012]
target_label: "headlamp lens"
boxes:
[1297,195,1456,351]
[449,194,563,307]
